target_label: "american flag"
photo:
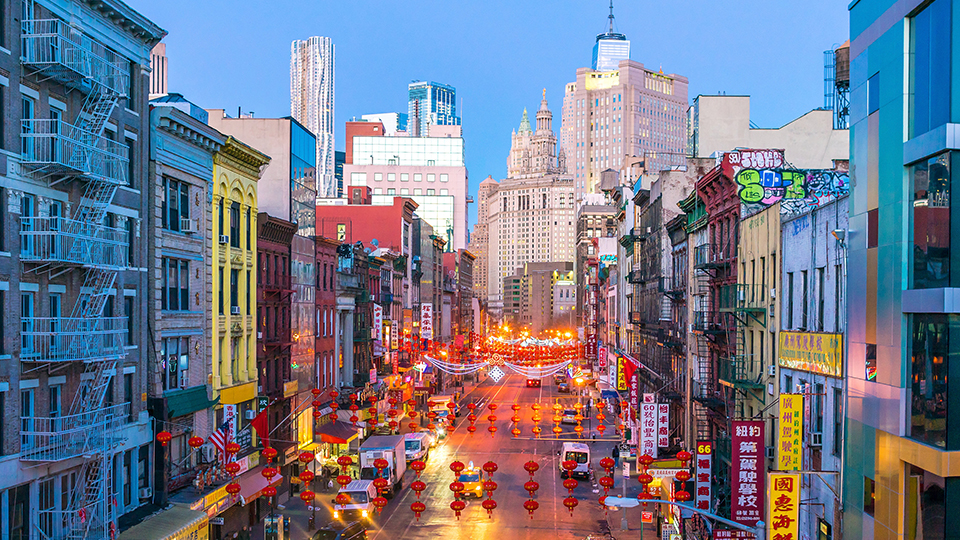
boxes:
[207,420,232,464]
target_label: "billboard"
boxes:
[768,473,800,540]
[778,331,843,377]
[695,440,713,511]
[731,421,765,527]
[420,304,433,340]
[777,394,803,471]
[639,402,658,458]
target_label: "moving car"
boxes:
[558,442,591,480]
[558,382,570,393]
[561,408,578,425]
[404,432,431,462]
[554,373,565,385]
[333,480,376,522]
[312,521,367,540]
[526,378,542,388]
[458,462,484,499]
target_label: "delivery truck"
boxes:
[358,435,406,498]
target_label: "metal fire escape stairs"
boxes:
[19,6,130,538]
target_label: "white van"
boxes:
[558,442,591,480]
[404,432,431,462]
[333,480,377,521]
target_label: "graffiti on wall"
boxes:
[722,149,849,217]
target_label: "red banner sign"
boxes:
[695,440,713,511]
[731,421,765,527]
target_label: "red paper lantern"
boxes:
[511,427,521,437]
[482,479,498,497]
[563,478,578,493]
[188,436,204,449]
[561,460,578,473]
[373,496,388,514]
[599,457,615,473]
[487,425,497,436]
[638,454,655,468]
[263,486,277,498]
[410,460,426,477]
[408,422,418,432]
[311,388,322,397]
[563,496,579,515]
[524,480,540,497]
[299,490,315,503]
[299,470,315,484]
[450,499,466,520]
[467,413,477,423]
[336,474,352,487]
[467,425,477,435]
[482,461,498,477]
[225,442,241,455]
[337,455,353,469]
[373,458,389,471]
[638,473,653,486]
[597,424,607,434]
[523,499,539,518]
[675,470,692,482]
[313,409,323,419]
[511,403,521,411]
[261,467,278,480]
[330,391,339,400]
[481,498,497,518]
[225,462,241,475]
[373,478,389,493]
[488,403,498,412]
[449,481,465,498]
[524,461,540,476]
[467,403,477,412]
[262,447,278,462]
[156,431,172,446]
[299,451,315,464]
[411,501,426,521]
[225,482,241,495]
[411,480,426,498]
[312,400,323,409]
[599,476,614,493]
[336,493,350,505]
[407,399,416,407]
[675,490,691,502]
[676,450,693,463]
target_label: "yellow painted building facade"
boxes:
[211,137,269,406]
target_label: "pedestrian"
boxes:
[327,478,335,492]
[611,444,619,467]
[239,526,250,540]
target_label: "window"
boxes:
[910,314,953,449]
[20,388,33,450]
[413,188,422,195]
[124,297,134,346]
[439,174,448,182]
[832,387,843,457]
[801,270,808,329]
[835,264,842,332]
[786,272,794,329]
[246,271,251,312]
[910,0,950,137]
[387,188,396,195]
[427,174,435,182]
[817,267,825,331]
[373,188,382,194]
[126,136,136,187]
[229,202,240,248]
[400,173,409,182]
[20,194,34,257]
[217,199,223,238]
[20,292,33,354]
[161,337,189,390]
[128,61,137,111]
[400,188,409,195]
[39,478,53,537]
[387,173,395,182]
[813,382,824,433]
[440,189,448,195]
[906,465,946,540]
[49,293,60,350]
[783,375,793,394]
[911,152,952,289]
[426,189,435,196]
[374,173,383,182]
[868,73,880,115]
[227,268,240,313]
[124,374,133,421]
[161,258,189,311]
[21,97,34,159]
[49,384,61,422]
[863,476,876,517]
[246,208,251,250]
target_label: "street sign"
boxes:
[210,518,224,526]
[622,462,630,478]
[641,511,654,524]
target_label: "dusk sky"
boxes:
[128,0,848,227]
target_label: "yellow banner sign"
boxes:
[617,356,628,391]
[768,473,800,540]
[778,331,843,377]
[777,394,803,471]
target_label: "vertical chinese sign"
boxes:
[695,440,713,511]
[420,303,433,340]
[373,304,383,346]
[731,420,765,527]
[777,394,803,470]
[767,473,800,540]
[657,404,669,448]
[639,402,658,458]
[616,356,628,391]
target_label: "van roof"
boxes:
[562,442,590,451]
[340,480,374,492]
[404,432,428,440]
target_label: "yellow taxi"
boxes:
[458,462,483,499]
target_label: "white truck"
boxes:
[403,432,431,462]
[333,479,377,522]
[358,435,406,498]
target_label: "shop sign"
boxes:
[390,321,399,350]
[223,404,238,444]
[420,304,433,340]
[695,440,713,511]
[616,356,628,391]
[768,473,800,540]
[778,331,843,377]
[657,404,669,448]
[598,345,607,368]
[641,511,654,524]
[713,531,754,539]
[209,517,224,526]
[373,304,383,344]
[369,368,377,384]
[731,421,765,527]
[639,403,657,458]
[777,394,803,471]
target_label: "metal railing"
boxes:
[20,119,129,185]
[718,355,764,389]
[20,216,127,268]
[262,274,292,291]
[21,19,130,95]
[719,284,766,311]
[20,316,127,363]
[20,403,129,462]
[692,310,718,332]
[693,243,732,268]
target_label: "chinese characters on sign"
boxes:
[639,403,658,458]
[598,345,607,368]
[372,304,383,345]
[778,331,843,378]
[731,421,765,527]
[778,394,803,470]
[617,356,628,391]
[767,473,800,540]
[695,440,713,511]
[390,321,399,350]
[657,404,669,448]
[420,303,433,340]
[713,531,754,539]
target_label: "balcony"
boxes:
[691,311,723,334]
[718,356,764,390]
[20,317,127,363]
[20,119,129,185]
[381,293,394,305]
[719,284,766,312]
[627,270,643,284]
[20,217,127,268]
[693,243,732,269]
[21,19,130,95]
[20,403,129,462]
[262,274,292,293]
[628,311,642,325]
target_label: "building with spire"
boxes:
[560,3,688,202]
[476,92,575,316]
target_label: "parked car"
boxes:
[312,521,367,540]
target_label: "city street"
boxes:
[260,373,662,540]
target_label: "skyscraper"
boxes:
[291,36,336,198]
[408,81,460,137]
[592,2,630,72]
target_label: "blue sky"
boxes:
[128,0,849,228]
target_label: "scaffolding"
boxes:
[19,5,130,538]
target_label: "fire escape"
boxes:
[19,13,131,540]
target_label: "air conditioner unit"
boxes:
[244,409,256,420]
[810,432,824,448]
[201,444,216,462]
[180,218,199,233]
[257,332,262,339]
[219,234,230,244]
[769,305,775,317]
[230,306,241,315]
[738,288,745,302]
[770,288,776,299]
[138,487,152,500]
[765,446,775,460]
[767,365,776,376]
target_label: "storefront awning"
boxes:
[316,421,361,444]
[239,466,282,506]
[118,504,208,540]
[164,385,219,420]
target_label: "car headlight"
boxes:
[362,510,368,518]
[333,511,339,519]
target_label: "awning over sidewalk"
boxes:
[598,381,620,400]
[239,466,282,506]
[117,504,208,540]
[316,421,361,444]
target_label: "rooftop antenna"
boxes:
[608,0,615,33]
